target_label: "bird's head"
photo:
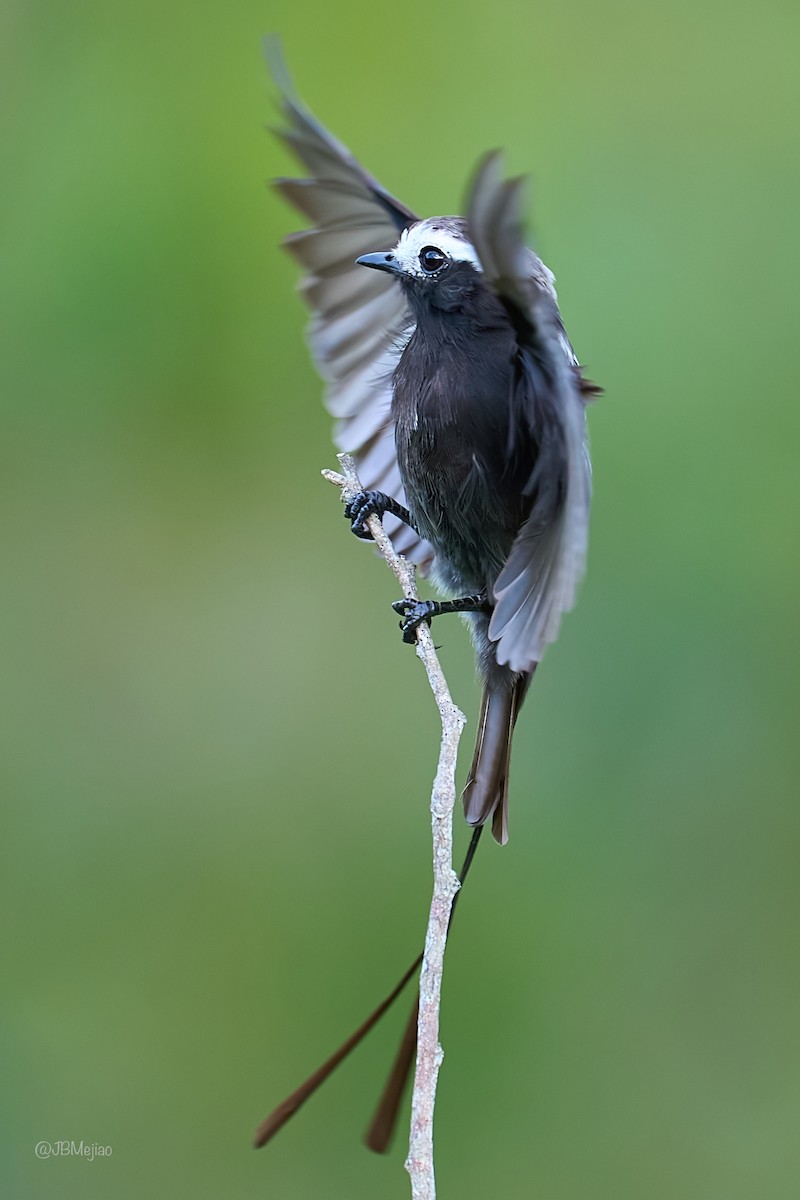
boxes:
[356,218,484,315]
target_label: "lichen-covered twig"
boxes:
[323,454,466,1200]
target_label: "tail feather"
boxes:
[254,828,484,1153]
[462,670,534,845]
[363,825,483,1152]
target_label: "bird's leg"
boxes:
[344,490,417,540]
[392,592,491,645]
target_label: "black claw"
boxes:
[343,489,416,541]
[392,598,436,644]
[344,489,383,540]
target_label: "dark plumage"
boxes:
[346,193,596,841]
[268,69,596,835]
[390,247,538,840]
[256,42,599,1153]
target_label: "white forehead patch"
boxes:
[392,220,483,277]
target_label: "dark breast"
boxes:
[392,318,534,596]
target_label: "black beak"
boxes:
[355,252,402,275]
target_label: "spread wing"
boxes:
[267,42,435,569]
[467,154,593,673]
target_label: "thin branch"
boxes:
[323,454,466,1200]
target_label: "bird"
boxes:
[255,42,599,1153]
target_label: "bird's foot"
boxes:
[392,598,439,644]
[344,490,414,540]
[392,592,491,643]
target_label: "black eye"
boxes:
[419,246,447,274]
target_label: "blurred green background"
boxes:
[3,0,799,1197]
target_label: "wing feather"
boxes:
[467,156,592,671]
[266,42,435,572]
